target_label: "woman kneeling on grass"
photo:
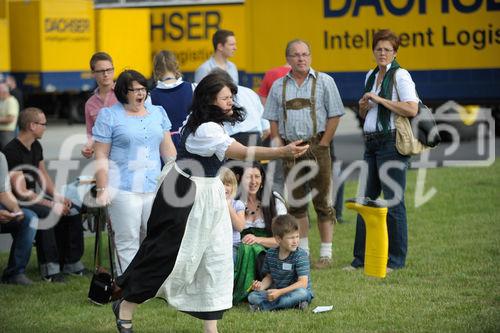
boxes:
[111,71,308,333]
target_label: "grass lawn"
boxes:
[1,162,499,333]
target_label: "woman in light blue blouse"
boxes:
[93,70,176,274]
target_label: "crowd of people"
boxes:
[0,28,418,333]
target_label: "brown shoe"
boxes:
[314,256,332,269]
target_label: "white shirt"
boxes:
[363,64,419,133]
[224,85,270,136]
[0,152,11,193]
[194,56,239,84]
[185,122,235,161]
[155,77,197,91]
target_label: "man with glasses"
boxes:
[263,39,344,269]
[3,108,86,282]
[81,52,118,158]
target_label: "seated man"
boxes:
[3,107,85,283]
[0,151,37,285]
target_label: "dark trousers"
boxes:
[0,206,37,278]
[23,203,84,276]
[351,135,409,269]
[331,141,345,220]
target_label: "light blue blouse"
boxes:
[93,103,171,193]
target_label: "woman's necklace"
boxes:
[245,202,261,215]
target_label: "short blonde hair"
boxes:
[19,107,44,131]
[219,167,238,198]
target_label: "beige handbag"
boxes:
[394,114,428,156]
[393,72,440,156]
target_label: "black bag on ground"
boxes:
[88,268,114,305]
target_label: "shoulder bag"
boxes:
[393,72,441,155]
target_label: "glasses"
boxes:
[34,122,47,127]
[287,53,310,59]
[93,68,114,75]
[374,48,394,54]
[128,87,147,94]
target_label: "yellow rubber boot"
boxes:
[346,198,388,278]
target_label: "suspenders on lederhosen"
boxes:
[281,74,318,142]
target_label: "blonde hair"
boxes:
[219,167,238,198]
[19,107,44,131]
[153,50,181,82]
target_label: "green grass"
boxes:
[1,162,499,333]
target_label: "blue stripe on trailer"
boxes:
[10,71,95,93]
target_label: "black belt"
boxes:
[363,129,396,141]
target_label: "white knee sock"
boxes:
[299,238,309,254]
[320,243,332,258]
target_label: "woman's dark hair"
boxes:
[114,69,149,104]
[183,71,245,134]
[237,161,278,235]
[372,29,400,52]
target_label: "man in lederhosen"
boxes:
[263,39,344,269]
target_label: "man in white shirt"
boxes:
[195,29,238,84]
[0,83,19,150]
[224,85,269,147]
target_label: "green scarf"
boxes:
[364,59,400,133]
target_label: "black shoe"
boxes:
[345,197,388,208]
[112,299,133,333]
[64,268,91,277]
[2,273,33,286]
[43,273,65,283]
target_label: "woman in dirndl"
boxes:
[111,71,309,333]
[232,161,287,303]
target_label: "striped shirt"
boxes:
[263,68,344,141]
[262,247,312,293]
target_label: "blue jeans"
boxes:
[248,288,312,311]
[0,206,37,278]
[351,135,409,269]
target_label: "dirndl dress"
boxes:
[116,158,233,319]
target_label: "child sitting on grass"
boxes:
[247,214,313,311]
[219,167,246,264]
